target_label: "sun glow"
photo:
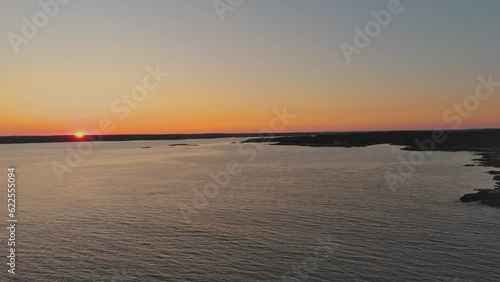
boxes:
[75,131,85,138]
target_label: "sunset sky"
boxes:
[1,0,499,136]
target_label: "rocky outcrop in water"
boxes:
[460,152,500,207]
[461,188,500,207]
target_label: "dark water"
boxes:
[1,139,499,281]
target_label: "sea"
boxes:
[1,138,499,281]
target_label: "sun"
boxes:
[75,131,85,138]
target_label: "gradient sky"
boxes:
[1,0,499,135]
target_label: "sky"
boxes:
[0,0,499,136]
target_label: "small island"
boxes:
[168,143,199,147]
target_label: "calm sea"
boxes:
[1,138,499,281]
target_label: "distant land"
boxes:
[244,128,500,207]
[244,129,500,151]
[0,133,283,144]
[1,129,499,146]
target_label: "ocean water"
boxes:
[1,138,499,281]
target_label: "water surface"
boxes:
[1,139,499,281]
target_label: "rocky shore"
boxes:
[459,151,500,207]
[460,188,500,207]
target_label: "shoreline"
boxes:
[243,129,500,207]
[459,151,500,207]
[0,133,261,144]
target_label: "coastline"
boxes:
[459,151,500,207]
[243,129,500,207]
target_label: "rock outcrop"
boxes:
[461,188,500,207]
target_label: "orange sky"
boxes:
[1,1,499,136]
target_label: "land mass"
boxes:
[244,129,500,207]
[0,133,286,144]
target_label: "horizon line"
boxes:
[1,127,499,138]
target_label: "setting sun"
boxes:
[75,131,85,138]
